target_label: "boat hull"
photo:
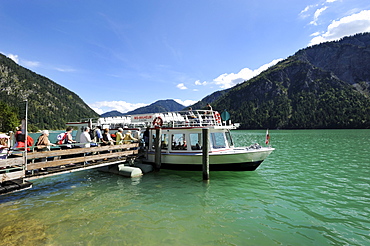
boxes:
[144,147,274,171]
[159,161,263,171]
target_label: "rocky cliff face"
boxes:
[296,34,370,88]
[208,33,370,129]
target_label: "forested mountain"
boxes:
[126,99,185,115]
[100,110,125,117]
[101,99,185,117]
[0,54,99,131]
[1,33,369,131]
[200,33,370,129]
[190,89,231,110]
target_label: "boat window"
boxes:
[190,133,202,150]
[225,130,233,147]
[210,132,226,149]
[161,134,168,150]
[171,133,187,150]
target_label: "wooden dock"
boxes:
[0,143,140,195]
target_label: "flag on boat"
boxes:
[265,129,270,145]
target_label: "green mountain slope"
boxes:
[0,54,99,130]
[208,33,370,129]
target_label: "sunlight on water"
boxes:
[0,130,369,245]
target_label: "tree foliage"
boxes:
[0,54,99,130]
[0,101,19,133]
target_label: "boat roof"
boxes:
[68,110,240,130]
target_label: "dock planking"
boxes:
[0,143,139,195]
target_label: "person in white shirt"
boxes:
[79,127,92,148]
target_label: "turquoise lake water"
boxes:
[0,130,369,245]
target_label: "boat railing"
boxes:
[167,110,220,127]
[92,110,238,129]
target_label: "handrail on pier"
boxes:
[0,142,139,183]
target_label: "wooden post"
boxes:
[24,99,28,182]
[155,128,162,170]
[202,128,209,180]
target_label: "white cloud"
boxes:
[300,5,311,14]
[91,107,104,115]
[195,80,207,86]
[54,67,76,72]
[89,100,148,114]
[210,58,283,89]
[6,53,40,68]
[310,6,328,25]
[300,4,318,18]
[326,0,338,3]
[174,99,198,106]
[6,53,74,71]
[23,60,40,68]
[7,54,19,63]
[176,83,187,90]
[310,31,322,37]
[309,10,370,46]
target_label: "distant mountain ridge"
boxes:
[199,33,370,129]
[100,99,185,117]
[100,110,124,117]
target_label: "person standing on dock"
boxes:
[13,125,34,151]
[94,126,103,144]
[79,127,92,148]
[62,127,76,149]
[123,130,137,144]
[102,128,114,146]
[35,130,55,151]
[115,128,124,145]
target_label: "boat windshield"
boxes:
[225,130,234,147]
[210,132,227,149]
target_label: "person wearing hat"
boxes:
[116,128,124,145]
[123,130,137,144]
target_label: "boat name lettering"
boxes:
[133,115,153,120]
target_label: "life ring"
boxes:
[153,116,163,127]
[214,112,221,124]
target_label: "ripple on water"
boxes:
[0,130,369,245]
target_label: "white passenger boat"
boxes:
[67,110,274,171]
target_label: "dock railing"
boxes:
[0,142,139,183]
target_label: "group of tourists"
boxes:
[90,126,138,147]
[11,125,138,152]
[52,126,138,150]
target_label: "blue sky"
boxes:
[1,0,370,114]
